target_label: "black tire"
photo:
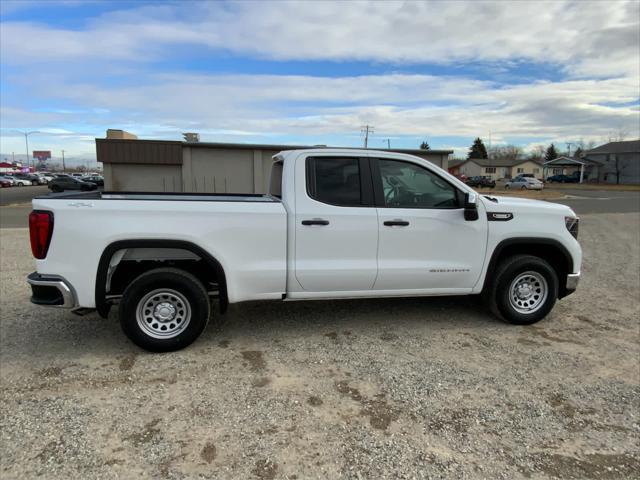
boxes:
[51,185,62,193]
[484,255,558,325]
[119,267,210,352]
[17,182,24,187]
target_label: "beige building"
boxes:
[96,136,453,193]
[449,158,543,180]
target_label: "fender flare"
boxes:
[482,237,574,297]
[95,239,228,318]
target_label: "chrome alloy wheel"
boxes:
[509,271,548,314]
[136,288,191,339]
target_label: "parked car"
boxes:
[27,148,581,352]
[546,174,579,183]
[505,177,544,190]
[30,174,48,185]
[70,173,85,178]
[48,176,98,192]
[81,175,104,186]
[9,174,32,187]
[465,176,496,188]
[0,175,17,186]
[37,173,55,182]
[0,179,12,188]
[15,173,47,185]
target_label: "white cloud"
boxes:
[2,72,637,142]
[2,1,639,77]
[1,0,638,157]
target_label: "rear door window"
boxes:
[306,157,371,207]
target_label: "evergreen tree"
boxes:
[468,138,488,159]
[573,147,583,159]
[420,141,431,150]
[544,144,558,162]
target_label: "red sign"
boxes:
[33,150,51,161]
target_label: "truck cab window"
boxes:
[307,157,363,207]
[378,159,459,208]
[269,160,283,198]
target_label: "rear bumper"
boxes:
[27,272,77,308]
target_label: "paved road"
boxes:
[1,188,638,228]
[1,186,99,228]
[553,190,640,214]
[0,185,49,206]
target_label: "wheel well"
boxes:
[484,240,572,299]
[95,240,228,318]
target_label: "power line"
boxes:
[361,125,374,148]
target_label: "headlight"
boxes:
[565,216,579,239]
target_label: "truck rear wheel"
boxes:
[119,268,210,352]
[485,255,558,325]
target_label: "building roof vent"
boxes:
[106,129,138,140]
[183,132,200,143]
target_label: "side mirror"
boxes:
[464,192,479,221]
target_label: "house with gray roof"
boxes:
[584,140,640,184]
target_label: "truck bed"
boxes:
[32,190,287,307]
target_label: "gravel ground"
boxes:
[1,213,639,479]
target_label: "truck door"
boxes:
[371,157,487,291]
[294,155,378,292]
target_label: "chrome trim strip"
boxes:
[566,272,580,290]
[27,276,77,308]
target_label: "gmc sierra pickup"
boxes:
[27,149,581,352]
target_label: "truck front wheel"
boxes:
[119,268,210,352]
[485,255,558,325]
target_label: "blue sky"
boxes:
[1,0,639,166]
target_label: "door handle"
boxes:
[384,220,410,227]
[302,219,330,226]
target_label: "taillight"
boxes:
[29,211,54,259]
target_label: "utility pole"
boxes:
[25,133,30,170]
[11,152,15,163]
[61,150,66,172]
[384,139,391,149]
[361,125,374,148]
[16,131,39,171]
[566,142,574,157]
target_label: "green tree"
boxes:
[544,144,558,162]
[420,141,431,150]
[468,137,488,159]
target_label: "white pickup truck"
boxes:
[28,149,581,351]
